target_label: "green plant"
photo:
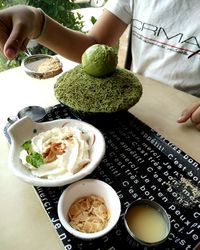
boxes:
[90,16,97,25]
[0,51,26,72]
[27,0,83,31]
[0,0,27,8]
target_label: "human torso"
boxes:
[105,0,200,96]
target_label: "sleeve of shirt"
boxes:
[104,0,133,24]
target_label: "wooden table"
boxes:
[0,57,199,250]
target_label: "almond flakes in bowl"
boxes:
[68,195,110,233]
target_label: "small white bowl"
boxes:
[57,179,121,240]
[8,116,105,187]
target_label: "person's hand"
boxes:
[177,101,200,130]
[0,5,40,60]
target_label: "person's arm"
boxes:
[177,101,200,130]
[38,8,127,62]
[0,5,128,62]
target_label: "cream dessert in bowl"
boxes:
[8,116,105,187]
[19,126,93,179]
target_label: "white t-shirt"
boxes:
[105,0,200,96]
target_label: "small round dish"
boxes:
[124,199,171,247]
[17,105,47,122]
[8,116,106,187]
[21,54,63,79]
[57,179,121,240]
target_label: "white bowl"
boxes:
[57,179,121,240]
[8,116,105,187]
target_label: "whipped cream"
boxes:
[20,126,94,179]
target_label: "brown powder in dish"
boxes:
[37,58,62,73]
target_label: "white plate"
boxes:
[8,116,106,187]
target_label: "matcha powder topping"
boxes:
[54,65,142,113]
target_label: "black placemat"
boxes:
[4,104,200,250]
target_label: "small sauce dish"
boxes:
[124,199,171,247]
[17,105,47,122]
[21,54,63,79]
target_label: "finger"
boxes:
[4,22,29,59]
[177,101,200,123]
[4,37,30,59]
[191,106,200,124]
[0,32,8,55]
[0,18,10,55]
[0,32,18,60]
[4,39,20,59]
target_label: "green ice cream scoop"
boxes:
[82,44,118,77]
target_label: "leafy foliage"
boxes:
[27,0,83,31]
[26,152,44,168]
[22,140,44,168]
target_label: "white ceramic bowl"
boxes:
[57,179,121,240]
[8,116,105,187]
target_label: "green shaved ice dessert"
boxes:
[54,65,142,113]
[82,44,118,77]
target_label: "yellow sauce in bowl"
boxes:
[124,199,171,247]
[126,204,168,243]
